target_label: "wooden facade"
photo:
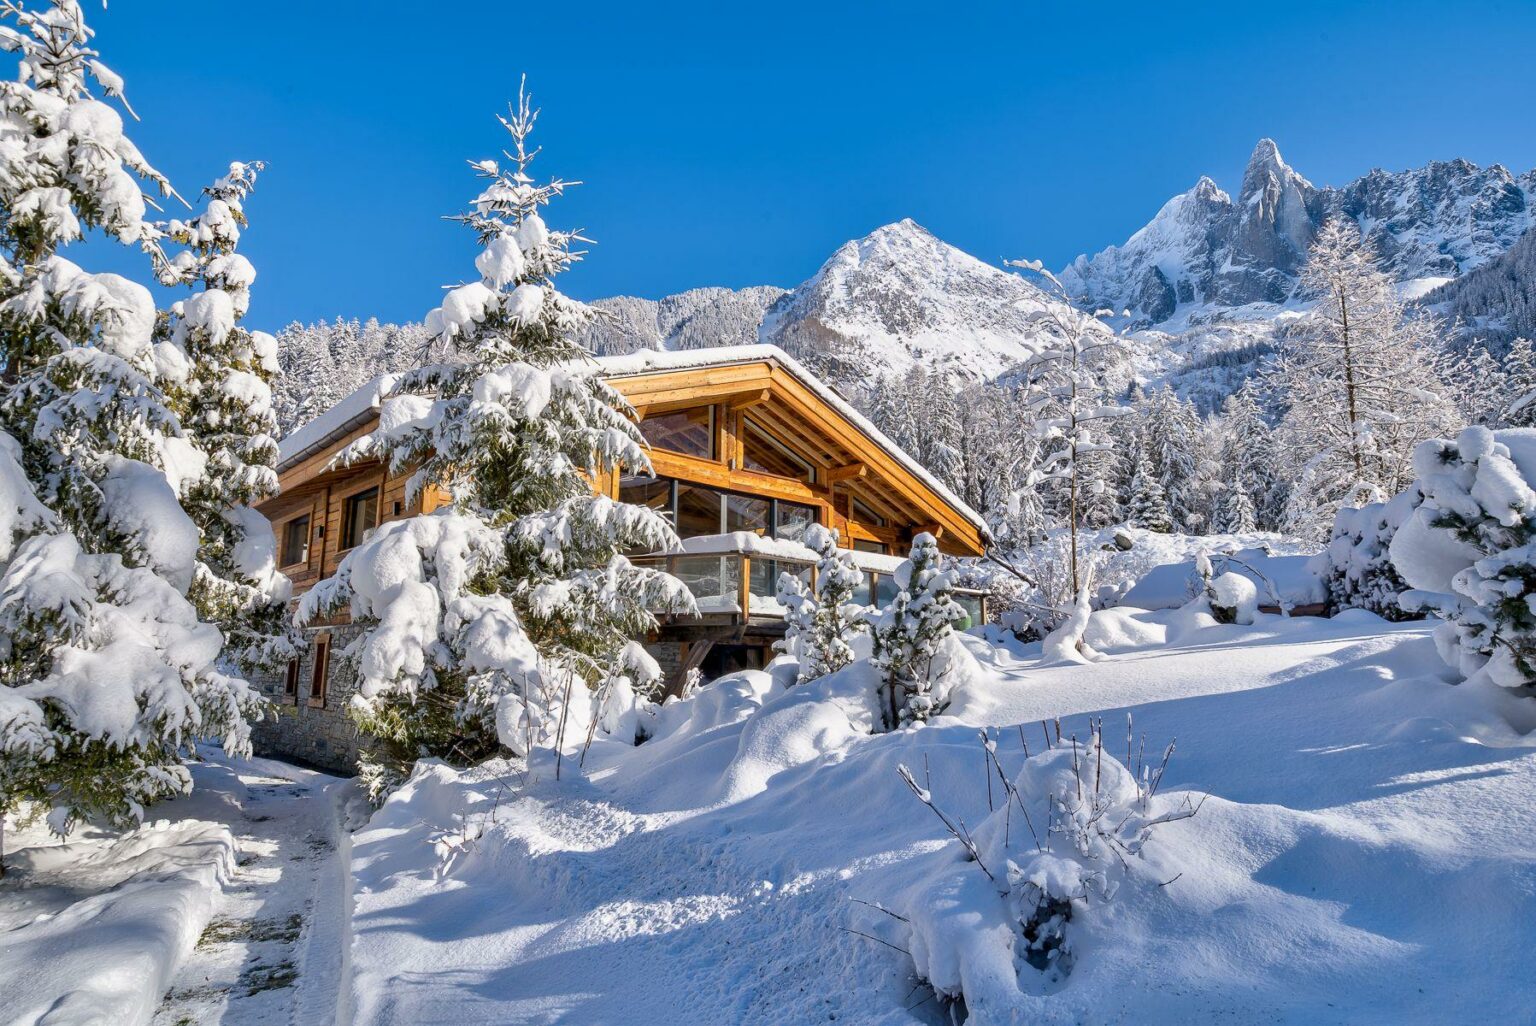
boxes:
[261,348,989,605]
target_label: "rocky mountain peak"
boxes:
[1063,141,1536,326]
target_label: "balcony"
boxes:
[630,533,989,628]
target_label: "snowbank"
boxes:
[341,606,1536,1024]
[0,815,236,1026]
[1123,547,1324,611]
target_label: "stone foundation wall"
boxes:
[251,624,371,775]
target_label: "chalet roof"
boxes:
[276,344,988,538]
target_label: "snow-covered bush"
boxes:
[867,534,976,728]
[300,84,691,792]
[775,524,867,684]
[896,724,1199,1003]
[0,0,263,842]
[1205,569,1258,625]
[1315,487,1422,620]
[1391,426,1536,689]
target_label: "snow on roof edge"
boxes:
[276,344,990,541]
[591,345,990,537]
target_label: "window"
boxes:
[639,408,715,459]
[851,498,886,527]
[725,494,770,536]
[853,539,888,555]
[742,419,814,482]
[873,573,900,607]
[774,502,816,544]
[341,486,379,549]
[282,657,301,704]
[308,635,331,708]
[280,515,310,568]
[675,482,725,538]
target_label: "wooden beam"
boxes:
[727,388,771,412]
[825,462,868,485]
[914,522,946,540]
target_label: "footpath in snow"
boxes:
[0,752,359,1026]
[342,608,1536,1025]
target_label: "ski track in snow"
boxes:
[152,755,359,1026]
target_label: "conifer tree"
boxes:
[775,525,867,683]
[157,161,296,673]
[1275,218,1457,540]
[1124,430,1173,532]
[0,0,262,847]
[300,83,692,791]
[868,534,966,729]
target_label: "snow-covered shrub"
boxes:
[867,534,976,728]
[1205,570,1258,625]
[895,724,1199,1002]
[300,85,691,792]
[1315,487,1422,620]
[1391,426,1536,689]
[775,524,867,684]
[0,0,263,840]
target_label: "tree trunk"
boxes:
[1337,285,1364,479]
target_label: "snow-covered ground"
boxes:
[0,754,361,1026]
[339,608,1536,1024]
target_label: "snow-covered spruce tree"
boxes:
[0,0,262,846]
[1122,428,1173,533]
[1138,386,1207,534]
[299,84,692,791]
[1316,486,1422,620]
[156,161,296,674]
[1214,382,1280,533]
[1391,427,1536,688]
[1004,260,1132,596]
[1274,218,1458,541]
[868,533,969,729]
[774,524,867,684]
[1498,338,1536,429]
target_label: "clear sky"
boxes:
[78,0,1536,332]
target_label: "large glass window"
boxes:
[639,408,714,459]
[726,494,770,535]
[742,419,814,482]
[774,502,816,544]
[676,482,725,537]
[853,539,888,555]
[852,498,886,527]
[341,487,378,549]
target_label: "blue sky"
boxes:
[82,0,1536,333]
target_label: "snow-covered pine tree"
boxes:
[1214,383,1276,534]
[156,161,296,674]
[868,533,968,729]
[0,0,262,846]
[1275,218,1458,541]
[299,83,691,791]
[1123,429,1173,532]
[775,525,867,684]
[1498,337,1536,428]
[1138,387,1205,534]
[1005,259,1132,594]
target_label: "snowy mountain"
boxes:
[757,218,1072,386]
[1063,139,1536,326]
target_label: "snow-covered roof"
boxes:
[591,345,988,535]
[278,345,988,538]
[277,372,400,472]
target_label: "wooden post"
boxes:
[738,554,751,621]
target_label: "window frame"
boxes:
[340,485,380,551]
[308,633,331,708]
[638,406,716,460]
[279,513,311,569]
[741,417,816,483]
[282,656,301,705]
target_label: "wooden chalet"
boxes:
[253,345,990,770]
